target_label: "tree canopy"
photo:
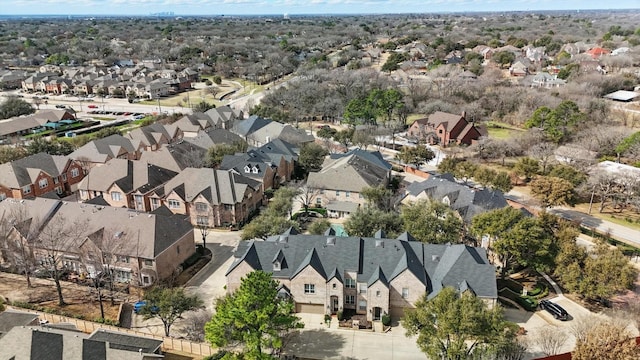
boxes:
[572,320,640,360]
[343,206,403,238]
[525,101,585,144]
[400,200,463,244]
[530,176,576,207]
[396,145,435,169]
[297,142,329,173]
[205,271,303,359]
[140,287,204,336]
[241,187,299,240]
[403,287,518,360]
[0,96,35,119]
[205,141,247,168]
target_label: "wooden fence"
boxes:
[7,305,215,357]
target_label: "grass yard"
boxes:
[405,113,425,125]
[484,121,524,140]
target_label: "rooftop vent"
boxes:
[326,237,336,246]
[279,235,288,243]
[375,240,384,248]
[432,255,440,262]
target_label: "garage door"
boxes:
[296,303,324,314]
[389,307,406,320]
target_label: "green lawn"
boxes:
[485,121,524,140]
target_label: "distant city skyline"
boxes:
[1,0,638,16]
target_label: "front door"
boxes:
[373,307,381,321]
[331,296,339,314]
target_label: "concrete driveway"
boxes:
[504,295,596,359]
[285,313,424,360]
[184,229,242,311]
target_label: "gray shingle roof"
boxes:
[0,310,39,334]
[162,168,260,205]
[307,149,391,193]
[227,233,496,300]
[88,329,162,353]
[77,159,177,194]
[405,173,509,223]
[0,152,70,188]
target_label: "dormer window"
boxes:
[244,165,251,173]
[252,166,259,174]
[442,196,450,206]
[273,260,281,271]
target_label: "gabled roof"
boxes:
[427,111,465,130]
[0,152,70,188]
[77,159,177,194]
[227,232,497,300]
[88,329,162,353]
[69,134,138,164]
[162,167,260,205]
[0,310,39,334]
[0,197,193,259]
[307,149,391,192]
[232,115,271,137]
[183,128,244,150]
[139,141,208,172]
[404,173,508,223]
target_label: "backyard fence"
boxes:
[6,305,216,356]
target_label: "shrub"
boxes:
[324,314,331,324]
[337,310,344,321]
[381,314,391,326]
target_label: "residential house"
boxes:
[248,139,299,183]
[0,325,165,359]
[160,168,263,227]
[530,72,566,88]
[69,134,143,167]
[586,47,611,59]
[231,115,314,147]
[77,159,177,211]
[0,109,76,143]
[125,123,182,151]
[509,60,529,76]
[0,309,40,336]
[183,128,245,151]
[226,231,497,321]
[139,140,208,172]
[307,149,391,218]
[220,155,278,190]
[0,197,195,287]
[174,113,213,137]
[407,111,482,146]
[401,173,509,224]
[0,152,85,200]
[205,105,242,130]
[0,70,27,89]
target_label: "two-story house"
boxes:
[69,134,143,168]
[307,149,391,218]
[407,111,482,147]
[0,153,85,200]
[226,231,497,321]
[159,168,263,227]
[77,159,177,211]
[0,197,194,288]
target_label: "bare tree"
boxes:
[528,142,557,174]
[34,213,88,306]
[532,326,569,356]
[295,184,322,216]
[0,202,36,288]
[181,309,212,342]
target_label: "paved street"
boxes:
[549,208,640,248]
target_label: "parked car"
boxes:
[55,104,67,109]
[539,300,569,321]
[133,300,159,314]
[88,104,98,108]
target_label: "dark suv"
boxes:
[539,300,569,321]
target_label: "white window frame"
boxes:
[71,168,80,178]
[402,288,409,299]
[111,191,122,201]
[273,261,281,271]
[23,186,31,194]
[304,283,315,294]
[168,199,180,209]
[358,300,367,311]
[195,202,208,212]
[358,282,367,294]
[38,178,48,189]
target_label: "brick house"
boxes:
[159,168,263,227]
[307,149,391,218]
[226,231,497,321]
[407,111,482,147]
[0,153,85,200]
[77,159,177,211]
[0,197,195,288]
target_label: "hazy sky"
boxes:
[2,0,638,16]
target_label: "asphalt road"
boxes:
[549,208,640,248]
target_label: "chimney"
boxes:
[461,111,466,120]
